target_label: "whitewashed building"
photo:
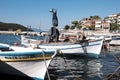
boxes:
[95,20,102,30]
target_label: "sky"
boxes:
[0,0,120,31]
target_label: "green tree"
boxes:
[90,15,101,20]
[70,25,75,29]
[64,25,70,30]
[110,23,118,31]
[71,20,78,26]
[76,25,82,29]
[104,16,109,20]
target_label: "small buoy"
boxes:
[14,42,19,46]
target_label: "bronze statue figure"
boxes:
[49,8,59,42]
[49,8,58,27]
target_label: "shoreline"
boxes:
[1,30,120,36]
[0,31,15,34]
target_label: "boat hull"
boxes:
[39,39,103,58]
[109,36,120,46]
[0,44,56,80]
[0,60,51,80]
[21,35,103,58]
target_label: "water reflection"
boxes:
[48,56,103,80]
[1,34,120,80]
[47,46,120,80]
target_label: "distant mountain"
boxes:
[31,28,49,32]
[0,22,32,31]
[31,28,42,32]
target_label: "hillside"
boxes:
[0,22,32,31]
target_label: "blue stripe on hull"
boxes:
[0,46,9,48]
[33,77,43,80]
[0,51,54,56]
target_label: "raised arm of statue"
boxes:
[49,8,58,27]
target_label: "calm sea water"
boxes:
[0,34,120,80]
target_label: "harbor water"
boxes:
[0,34,120,80]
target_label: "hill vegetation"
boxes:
[0,22,32,31]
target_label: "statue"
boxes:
[49,8,59,42]
[49,8,58,27]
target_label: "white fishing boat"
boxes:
[21,35,104,58]
[0,43,56,80]
[21,9,104,58]
[104,35,112,42]
[109,36,120,46]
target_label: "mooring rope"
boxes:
[59,50,83,80]
[14,35,21,42]
[107,52,120,80]
[102,49,120,80]
[41,49,51,80]
[14,35,51,80]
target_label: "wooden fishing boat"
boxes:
[0,43,56,80]
[21,35,104,58]
[109,36,120,46]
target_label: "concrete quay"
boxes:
[83,30,120,36]
[62,30,120,36]
[0,31,15,34]
[0,30,120,37]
